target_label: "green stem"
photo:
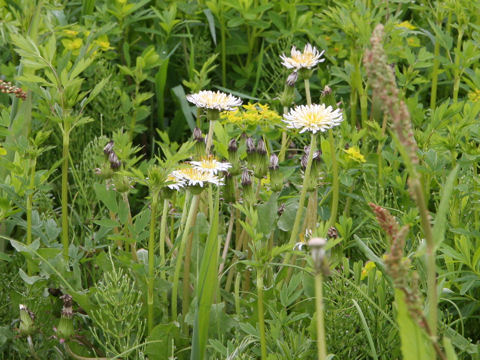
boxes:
[257,271,267,360]
[220,16,227,88]
[61,122,70,261]
[147,192,159,335]
[304,79,312,105]
[315,271,327,360]
[205,110,219,154]
[430,22,441,109]
[328,130,339,229]
[159,199,169,272]
[172,194,200,322]
[452,28,463,102]
[26,156,36,275]
[284,133,317,260]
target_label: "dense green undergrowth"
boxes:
[1,0,480,359]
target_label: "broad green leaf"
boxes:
[171,84,195,131]
[395,289,435,360]
[93,183,118,213]
[443,337,458,360]
[19,268,43,285]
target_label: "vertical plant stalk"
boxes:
[327,129,339,229]
[205,109,219,155]
[122,192,137,261]
[147,192,159,335]
[304,79,312,105]
[171,193,200,322]
[452,28,464,102]
[182,223,197,329]
[314,271,327,360]
[61,122,70,261]
[159,199,169,273]
[26,156,37,275]
[256,270,267,360]
[284,133,317,259]
[364,24,438,339]
[430,22,441,109]
[279,107,289,162]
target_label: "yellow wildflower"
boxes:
[396,21,416,30]
[62,38,83,53]
[407,37,420,47]
[361,261,376,280]
[94,36,113,51]
[63,29,79,37]
[468,89,480,103]
[0,147,6,156]
[344,147,366,163]
[220,102,281,127]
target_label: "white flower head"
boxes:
[190,155,232,175]
[283,104,343,134]
[186,90,242,111]
[171,167,224,187]
[280,43,325,70]
[166,173,186,191]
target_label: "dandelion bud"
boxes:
[103,140,114,155]
[18,304,35,336]
[223,172,235,203]
[246,137,255,154]
[241,169,252,187]
[256,139,267,155]
[269,154,279,171]
[277,203,286,216]
[193,127,204,142]
[241,169,255,204]
[327,226,338,239]
[321,85,332,96]
[269,153,283,192]
[286,71,298,87]
[308,237,329,274]
[228,138,238,153]
[56,294,74,342]
[108,151,121,170]
[253,139,268,179]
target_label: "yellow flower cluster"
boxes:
[468,89,480,103]
[221,103,282,127]
[62,29,112,55]
[395,21,416,31]
[344,147,366,163]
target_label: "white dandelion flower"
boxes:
[280,43,325,70]
[166,173,186,191]
[171,167,224,187]
[186,90,242,111]
[283,104,343,134]
[190,155,231,175]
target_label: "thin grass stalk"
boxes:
[256,270,267,360]
[452,28,464,102]
[218,208,235,276]
[314,271,327,360]
[327,129,339,229]
[182,229,196,330]
[172,193,200,322]
[279,107,289,162]
[304,79,312,106]
[147,192,159,334]
[61,122,70,261]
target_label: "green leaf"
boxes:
[146,323,179,359]
[395,289,435,360]
[171,85,196,131]
[93,183,118,213]
[191,189,220,360]
[19,268,43,285]
[443,337,458,360]
[0,252,11,262]
[257,194,278,237]
[432,165,459,246]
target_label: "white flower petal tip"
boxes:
[283,104,343,134]
[293,242,306,251]
[186,90,242,111]
[280,43,325,70]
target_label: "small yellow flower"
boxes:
[344,147,366,163]
[396,21,416,31]
[0,147,6,156]
[221,102,281,127]
[94,36,113,51]
[63,29,79,37]
[468,89,480,103]
[406,37,420,47]
[62,38,83,53]
[361,261,376,280]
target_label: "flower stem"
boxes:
[61,122,70,261]
[159,199,169,273]
[285,133,317,256]
[452,28,464,102]
[172,194,200,322]
[430,21,441,109]
[327,129,339,229]
[304,79,312,105]
[26,156,36,275]
[314,271,327,360]
[147,192,159,335]
[257,270,267,360]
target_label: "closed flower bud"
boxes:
[103,140,114,155]
[269,153,283,192]
[308,237,329,274]
[18,304,35,336]
[241,169,252,187]
[193,127,206,158]
[228,138,238,153]
[223,172,235,203]
[269,154,279,171]
[108,151,121,170]
[193,127,204,143]
[56,294,74,342]
[286,71,298,87]
[228,139,240,176]
[253,139,268,179]
[246,137,255,154]
[241,169,255,204]
[256,139,267,155]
